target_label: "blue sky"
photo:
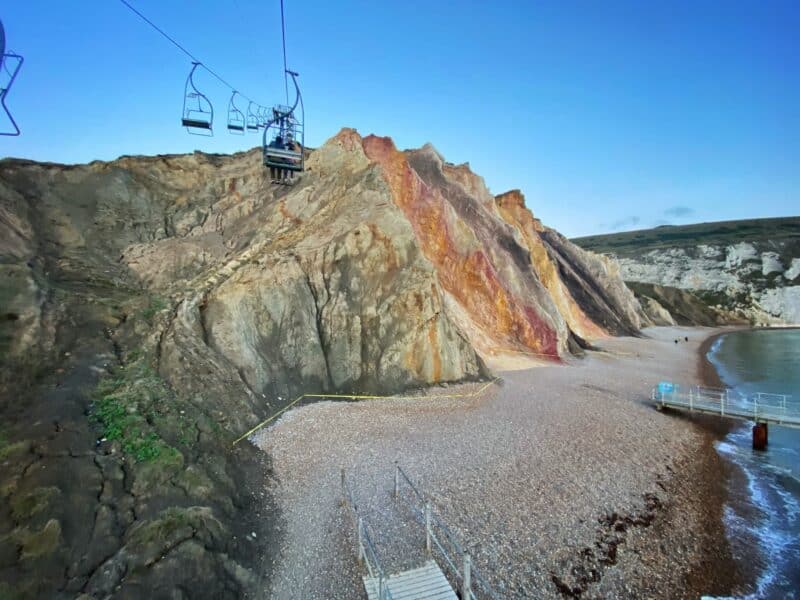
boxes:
[1,0,798,237]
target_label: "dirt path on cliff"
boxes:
[253,326,743,599]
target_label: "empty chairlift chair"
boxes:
[263,70,305,180]
[0,19,24,136]
[227,91,245,134]
[257,105,269,129]
[181,62,213,135]
[246,102,260,132]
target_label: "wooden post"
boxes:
[425,502,432,555]
[753,422,768,450]
[462,552,472,599]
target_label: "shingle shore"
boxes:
[254,327,741,599]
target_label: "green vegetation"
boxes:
[0,431,29,462]
[91,356,186,463]
[18,519,62,560]
[572,217,800,256]
[128,507,195,547]
[10,487,60,521]
[140,296,168,321]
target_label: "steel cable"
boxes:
[117,0,260,105]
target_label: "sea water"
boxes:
[708,329,800,599]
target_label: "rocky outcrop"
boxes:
[0,128,644,597]
[493,190,641,340]
[626,282,735,327]
[573,219,800,325]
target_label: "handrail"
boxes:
[393,463,500,600]
[652,382,798,426]
[341,469,393,600]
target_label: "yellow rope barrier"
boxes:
[232,377,500,446]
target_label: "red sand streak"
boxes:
[362,134,559,358]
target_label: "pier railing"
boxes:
[652,383,798,427]
[394,464,500,600]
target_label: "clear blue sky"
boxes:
[1,0,798,237]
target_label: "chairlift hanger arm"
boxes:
[185,61,201,91]
[285,70,301,116]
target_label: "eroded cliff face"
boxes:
[494,190,642,340]
[0,128,642,597]
[573,220,800,326]
[2,128,643,393]
[616,243,800,324]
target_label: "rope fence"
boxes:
[232,377,501,446]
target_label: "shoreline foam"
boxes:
[702,328,800,599]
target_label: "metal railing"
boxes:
[652,383,798,427]
[394,464,500,600]
[341,470,393,600]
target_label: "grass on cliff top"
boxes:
[91,357,185,463]
[571,216,800,256]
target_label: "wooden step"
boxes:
[363,560,457,600]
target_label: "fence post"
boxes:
[425,502,432,555]
[357,516,364,565]
[462,552,472,599]
[394,463,399,500]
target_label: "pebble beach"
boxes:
[254,326,747,598]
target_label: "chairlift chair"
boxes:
[181,62,213,135]
[0,19,23,136]
[263,70,305,173]
[246,102,260,132]
[227,91,245,134]
[257,105,269,129]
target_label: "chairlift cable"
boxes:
[117,0,257,104]
[280,0,289,104]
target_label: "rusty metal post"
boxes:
[753,423,768,450]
